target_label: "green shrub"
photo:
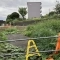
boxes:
[0,27,25,60]
[32,17,41,20]
[25,20,60,37]
[0,43,25,60]
[3,27,20,34]
[24,25,34,37]
[0,32,7,41]
[24,19,60,51]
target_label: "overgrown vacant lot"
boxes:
[0,19,60,60]
[0,27,27,60]
[24,19,60,60]
[24,19,60,37]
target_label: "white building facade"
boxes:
[27,2,42,19]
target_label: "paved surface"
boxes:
[7,34,28,49]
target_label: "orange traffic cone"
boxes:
[55,33,60,54]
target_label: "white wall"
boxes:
[27,2,42,19]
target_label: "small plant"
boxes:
[0,43,25,60]
[0,32,7,41]
[3,27,20,35]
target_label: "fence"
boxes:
[0,34,60,60]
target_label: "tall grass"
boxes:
[24,19,60,51]
[24,19,60,59]
[25,19,60,37]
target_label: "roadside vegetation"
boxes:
[0,1,60,60]
[23,2,60,59]
[0,27,25,60]
[23,19,60,60]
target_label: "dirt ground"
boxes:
[7,34,28,49]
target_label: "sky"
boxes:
[0,0,60,20]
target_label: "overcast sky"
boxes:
[0,0,60,20]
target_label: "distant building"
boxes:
[27,2,42,19]
[0,20,5,26]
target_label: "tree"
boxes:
[49,11,56,16]
[11,12,19,19]
[6,12,19,23]
[6,12,19,20]
[55,1,60,14]
[18,8,27,19]
[6,15,12,20]
[6,14,12,23]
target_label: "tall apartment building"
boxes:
[27,2,42,19]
